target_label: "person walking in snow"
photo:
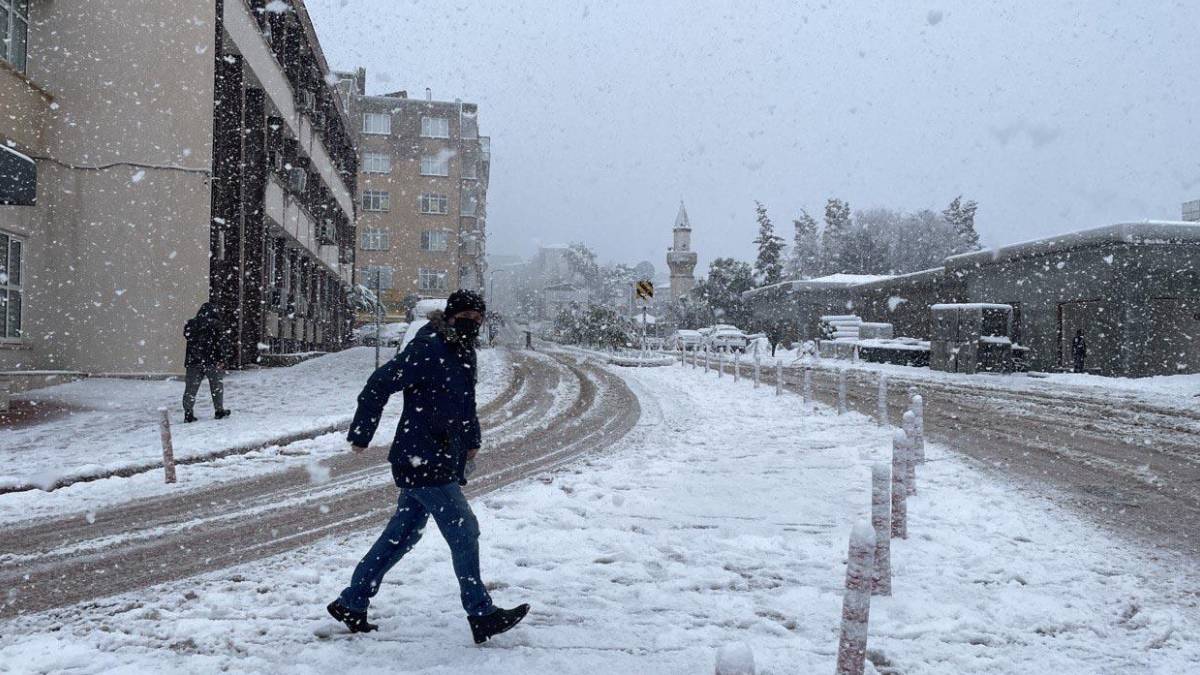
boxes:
[1072,329,1087,373]
[327,289,530,644]
[182,302,231,423]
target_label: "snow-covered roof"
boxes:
[946,221,1200,269]
[743,273,893,299]
[930,303,1013,311]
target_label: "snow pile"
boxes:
[1,362,1198,672]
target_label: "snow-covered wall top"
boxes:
[945,221,1200,269]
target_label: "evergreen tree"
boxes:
[823,198,852,273]
[789,209,821,279]
[693,257,754,327]
[752,201,786,285]
[942,196,981,253]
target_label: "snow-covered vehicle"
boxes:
[707,328,748,353]
[399,298,449,353]
[670,329,704,351]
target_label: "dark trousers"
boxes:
[339,483,494,617]
[1073,355,1085,373]
[183,366,224,413]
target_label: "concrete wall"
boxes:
[17,0,217,373]
[849,268,965,339]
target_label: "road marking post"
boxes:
[911,394,925,463]
[158,407,177,484]
[753,355,760,388]
[733,352,740,382]
[837,369,848,415]
[902,411,918,496]
[718,351,724,378]
[876,374,889,426]
[836,521,876,675]
[803,366,813,409]
[775,360,782,396]
[871,462,892,596]
[891,429,909,539]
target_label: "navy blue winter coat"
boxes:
[347,314,482,488]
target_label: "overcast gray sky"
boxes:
[307,0,1200,275]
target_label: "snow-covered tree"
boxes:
[942,196,981,254]
[823,198,852,273]
[788,209,821,279]
[752,201,786,285]
[694,257,754,327]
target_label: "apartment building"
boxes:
[336,69,489,318]
[0,0,357,378]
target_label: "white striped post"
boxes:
[704,350,710,373]
[876,374,889,426]
[835,521,876,675]
[890,429,909,539]
[774,360,782,396]
[911,394,925,463]
[733,352,740,382]
[803,366,813,408]
[753,356,760,388]
[837,369,848,415]
[871,463,891,596]
[718,351,724,378]
[902,411,918,496]
[158,407,177,484]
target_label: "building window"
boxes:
[0,231,23,340]
[418,268,448,292]
[362,112,391,135]
[462,161,478,180]
[421,117,450,138]
[0,0,29,73]
[421,230,450,252]
[420,154,450,176]
[461,191,478,217]
[360,265,394,290]
[360,228,390,251]
[361,190,390,212]
[362,153,391,173]
[419,192,449,215]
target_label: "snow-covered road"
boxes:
[2,356,1197,673]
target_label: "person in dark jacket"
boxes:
[182,302,231,423]
[1072,329,1087,373]
[327,289,530,644]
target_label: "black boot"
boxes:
[468,604,530,644]
[215,409,232,420]
[327,600,378,633]
[184,411,197,423]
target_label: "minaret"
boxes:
[667,201,697,299]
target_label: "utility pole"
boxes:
[374,269,383,369]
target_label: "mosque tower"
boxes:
[666,201,698,300]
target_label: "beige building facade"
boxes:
[337,70,489,319]
[0,0,357,380]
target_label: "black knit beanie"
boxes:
[444,289,486,318]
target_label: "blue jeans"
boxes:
[338,483,495,617]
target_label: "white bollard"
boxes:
[718,352,724,378]
[836,521,876,675]
[158,407,177,484]
[803,366,813,408]
[705,350,710,373]
[876,374,889,426]
[871,462,892,596]
[891,429,909,539]
[733,352,740,382]
[753,356,760,388]
[775,360,782,396]
[714,641,756,675]
[902,411,918,496]
[837,370,848,415]
[911,394,925,463]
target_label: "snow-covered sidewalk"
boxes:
[1,360,1197,673]
[0,347,509,493]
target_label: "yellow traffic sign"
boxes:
[636,280,654,300]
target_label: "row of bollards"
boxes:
[836,387,927,675]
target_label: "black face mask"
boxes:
[451,317,481,344]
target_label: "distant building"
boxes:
[1183,199,1200,222]
[0,0,357,377]
[746,221,1200,377]
[666,202,697,300]
[336,70,489,317]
